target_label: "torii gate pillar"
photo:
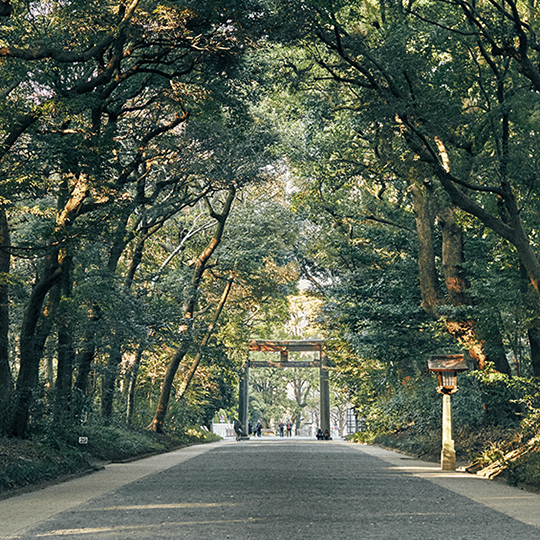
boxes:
[319,354,330,434]
[238,360,249,438]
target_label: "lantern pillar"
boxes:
[441,394,456,470]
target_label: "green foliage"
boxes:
[0,437,88,494]
[248,366,294,425]
[355,369,523,440]
[76,424,218,462]
[0,424,219,494]
[506,452,540,488]
[467,368,524,427]
[6,1,540,491]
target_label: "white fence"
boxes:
[212,422,235,438]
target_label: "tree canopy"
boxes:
[3,0,540,441]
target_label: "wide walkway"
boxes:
[1,438,540,539]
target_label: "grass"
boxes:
[0,425,220,496]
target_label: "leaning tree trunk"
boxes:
[175,274,234,401]
[148,188,235,433]
[9,254,62,437]
[148,339,192,433]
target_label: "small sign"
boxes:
[78,437,88,445]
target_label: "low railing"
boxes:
[211,423,235,438]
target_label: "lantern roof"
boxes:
[428,354,469,372]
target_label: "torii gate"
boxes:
[238,339,330,437]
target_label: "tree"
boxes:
[0,0,266,436]
[264,0,539,374]
[249,367,292,427]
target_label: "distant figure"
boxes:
[255,420,262,437]
[316,428,323,440]
[279,422,285,437]
[248,421,253,435]
[233,419,243,441]
[324,429,330,440]
[286,420,292,437]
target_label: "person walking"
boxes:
[233,419,243,441]
[286,420,292,437]
[279,421,284,437]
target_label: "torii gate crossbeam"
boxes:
[238,339,330,437]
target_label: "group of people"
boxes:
[316,428,331,440]
[278,420,293,437]
[245,420,263,437]
[234,419,331,440]
[247,419,294,437]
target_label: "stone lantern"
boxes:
[428,354,469,470]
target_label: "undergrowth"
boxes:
[347,368,540,490]
[0,425,219,495]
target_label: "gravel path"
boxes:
[2,438,540,539]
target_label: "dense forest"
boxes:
[3,0,540,480]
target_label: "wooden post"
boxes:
[320,353,330,435]
[441,394,456,470]
[238,360,249,438]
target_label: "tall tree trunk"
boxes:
[436,166,511,374]
[528,328,540,377]
[518,263,540,376]
[10,173,88,436]
[125,237,145,290]
[54,255,75,425]
[0,206,13,434]
[101,343,123,419]
[412,180,511,373]
[99,221,144,420]
[410,183,444,317]
[439,206,471,307]
[126,341,145,425]
[73,306,101,421]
